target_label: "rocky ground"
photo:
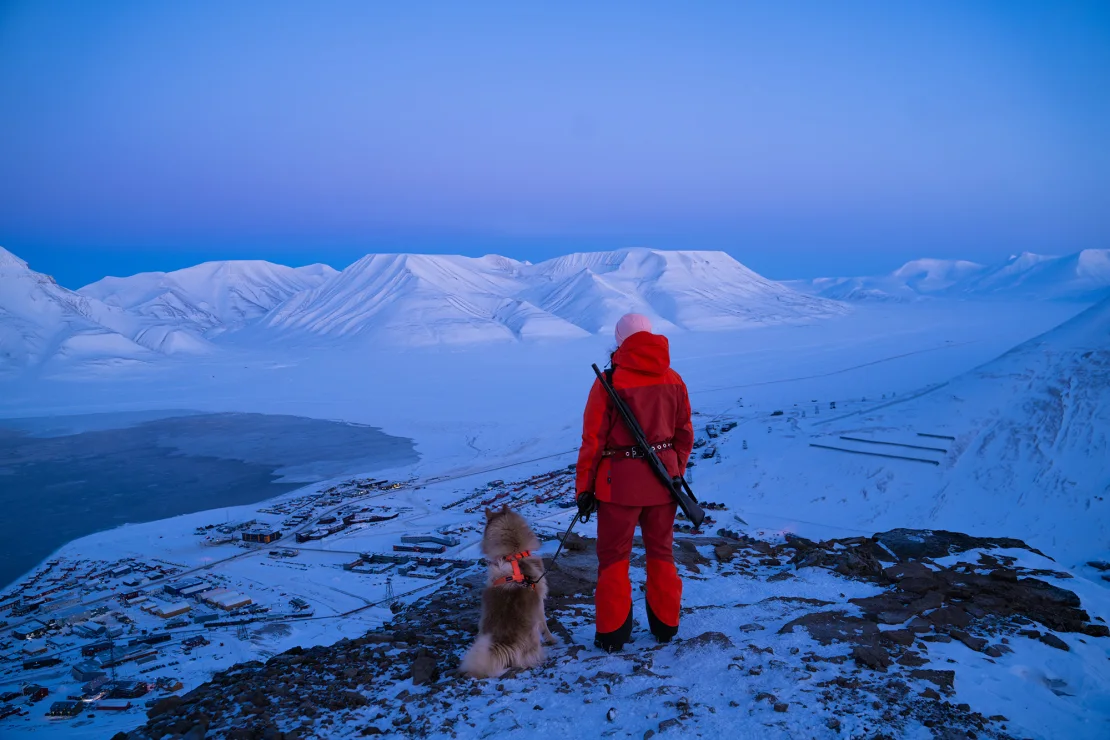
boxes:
[118,528,1109,740]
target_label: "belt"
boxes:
[603,441,673,459]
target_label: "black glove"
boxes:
[576,491,597,522]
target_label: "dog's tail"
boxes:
[460,634,512,679]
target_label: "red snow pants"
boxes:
[595,500,682,636]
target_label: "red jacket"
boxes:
[576,332,694,507]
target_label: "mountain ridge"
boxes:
[789,249,1110,303]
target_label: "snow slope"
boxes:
[259,249,846,346]
[255,253,588,345]
[710,295,1110,564]
[80,260,337,335]
[0,246,208,373]
[791,250,1110,303]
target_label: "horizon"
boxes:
[2,2,1108,288]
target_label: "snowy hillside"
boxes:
[259,249,847,346]
[0,247,208,374]
[719,295,1110,564]
[790,249,1110,303]
[80,260,337,335]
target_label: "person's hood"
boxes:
[613,331,670,376]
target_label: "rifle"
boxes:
[592,364,705,529]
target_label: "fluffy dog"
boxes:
[460,505,556,678]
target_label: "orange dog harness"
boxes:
[496,550,536,589]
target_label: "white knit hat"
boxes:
[614,313,653,345]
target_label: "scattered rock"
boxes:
[895,651,928,668]
[779,611,878,645]
[874,529,1043,561]
[881,629,915,646]
[826,717,841,730]
[910,669,955,692]
[714,544,737,562]
[851,644,892,671]
[767,571,795,583]
[146,696,183,719]
[950,629,988,652]
[658,717,682,732]
[1081,623,1110,638]
[1039,633,1069,651]
[773,702,789,713]
[675,631,734,655]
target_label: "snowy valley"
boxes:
[0,247,1108,739]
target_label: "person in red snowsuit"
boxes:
[575,313,694,652]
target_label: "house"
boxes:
[47,700,83,718]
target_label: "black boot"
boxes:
[594,606,633,653]
[646,601,678,644]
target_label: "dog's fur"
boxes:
[460,505,556,678]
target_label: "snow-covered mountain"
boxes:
[527,249,847,333]
[259,249,847,346]
[255,253,587,345]
[789,249,1110,303]
[0,247,209,373]
[80,260,337,335]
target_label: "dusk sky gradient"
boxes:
[1,1,1108,288]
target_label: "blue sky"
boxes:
[1,1,1108,288]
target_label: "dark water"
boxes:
[0,412,418,589]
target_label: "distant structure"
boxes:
[242,528,283,544]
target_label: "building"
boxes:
[22,641,47,656]
[211,592,252,611]
[100,648,157,669]
[82,675,111,694]
[153,602,191,619]
[105,681,149,699]
[241,529,282,544]
[182,635,209,649]
[12,626,48,641]
[72,661,106,682]
[179,583,210,598]
[95,700,132,711]
[200,588,231,604]
[25,685,49,702]
[81,641,112,657]
[47,700,83,718]
[163,578,204,597]
[23,657,62,670]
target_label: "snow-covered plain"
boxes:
[1,247,1108,738]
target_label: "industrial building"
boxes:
[153,602,191,619]
[72,661,106,682]
[241,528,282,544]
[211,592,252,611]
[163,578,205,596]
